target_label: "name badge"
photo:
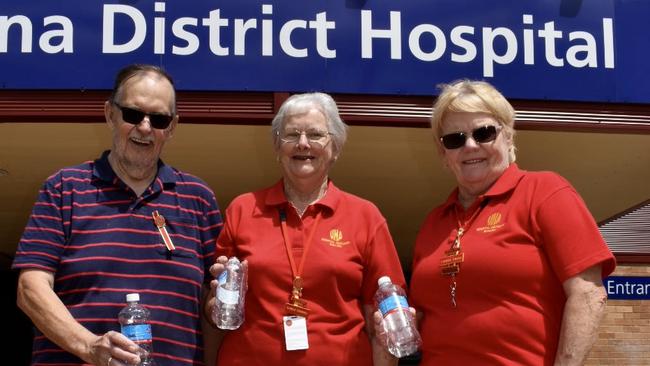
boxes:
[283,316,309,351]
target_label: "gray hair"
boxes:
[271,92,348,154]
[109,64,177,115]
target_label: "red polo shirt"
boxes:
[410,164,615,366]
[215,180,405,365]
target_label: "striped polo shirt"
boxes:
[13,150,222,366]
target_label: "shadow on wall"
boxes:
[0,253,33,366]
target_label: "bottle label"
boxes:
[217,287,240,305]
[378,295,409,317]
[121,324,152,342]
[217,271,227,285]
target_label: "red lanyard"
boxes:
[279,209,321,281]
[279,209,321,317]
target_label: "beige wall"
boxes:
[1,123,650,268]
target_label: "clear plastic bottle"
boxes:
[374,276,421,358]
[118,293,155,366]
[212,257,246,330]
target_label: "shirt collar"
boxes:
[92,150,176,189]
[483,163,525,197]
[93,150,116,183]
[441,163,524,212]
[263,179,340,215]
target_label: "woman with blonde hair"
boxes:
[409,80,615,365]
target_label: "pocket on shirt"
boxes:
[153,214,201,259]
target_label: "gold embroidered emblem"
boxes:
[330,229,343,242]
[486,212,502,226]
[476,212,505,233]
[321,229,350,248]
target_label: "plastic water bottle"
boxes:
[212,257,246,329]
[118,293,155,366]
[374,276,421,358]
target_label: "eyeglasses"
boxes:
[278,129,333,148]
[440,125,502,150]
[112,102,174,130]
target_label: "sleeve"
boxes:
[215,202,238,259]
[201,190,223,283]
[534,183,616,282]
[408,214,432,309]
[360,215,406,305]
[12,172,66,272]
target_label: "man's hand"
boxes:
[88,331,141,366]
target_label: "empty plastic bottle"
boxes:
[374,276,421,358]
[118,293,155,366]
[212,257,246,329]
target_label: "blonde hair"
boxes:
[431,80,516,162]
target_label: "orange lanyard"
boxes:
[279,209,322,317]
[451,200,486,250]
[441,197,489,308]
[279,209,321,281]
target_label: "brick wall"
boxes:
[585,264,650,365]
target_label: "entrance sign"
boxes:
[605,277,650,300]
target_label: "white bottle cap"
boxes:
[377,276,392,286]
[126,293,140,302]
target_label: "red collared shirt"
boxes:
[410,164,615,365]
[215,179,405,366]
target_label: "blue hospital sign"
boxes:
[1,0,649,103]
[605,277,650,300]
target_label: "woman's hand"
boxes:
[372,310,388,347]
[371,307,418,348]
[205,256,249,326]
[206,256,229,323]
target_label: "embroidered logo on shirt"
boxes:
[321,229,350,248]
[476,212,505,233]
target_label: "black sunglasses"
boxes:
[113,102,174,130]
[440,125,502,150]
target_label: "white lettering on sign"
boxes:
[102,3,336,58]
[360,11,614,77]
[0,3,615,78]
[102,4,146,53]
[0,15,73,53]
[607,280,650,296]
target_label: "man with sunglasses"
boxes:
[13,64,223,366]
[407,80,615,365]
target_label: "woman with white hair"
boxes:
[207,92,405,365]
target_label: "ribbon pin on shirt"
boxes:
[152,210,175,251]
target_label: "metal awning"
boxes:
[599,199,650,255]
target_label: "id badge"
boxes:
[283,316,309,351]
